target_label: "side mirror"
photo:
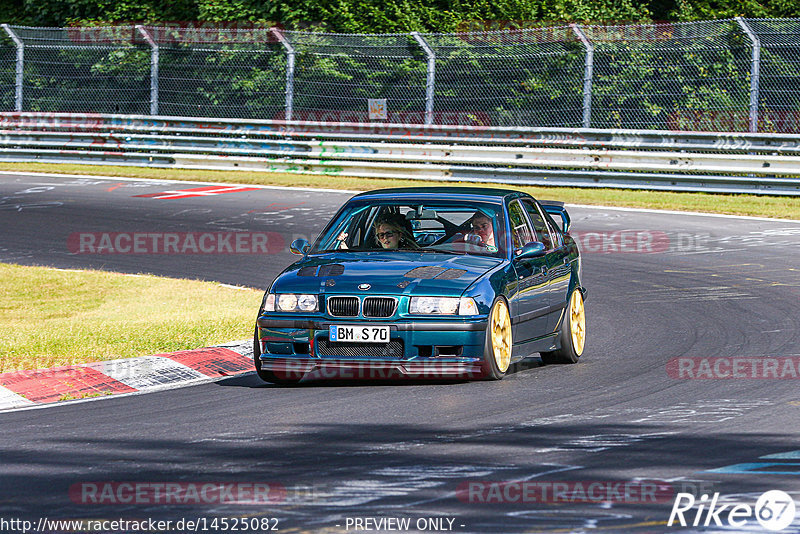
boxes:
[517,241,546,258]
[290,238,311,256]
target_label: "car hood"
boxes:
[270,251,504,296]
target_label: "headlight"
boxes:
[264,293,275,312]
[411,296,442,314]
[297,294,318,311]
[272,293,318,312]
[278,293,297,311]
[409,296,479,315]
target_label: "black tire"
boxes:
[253,325,301,385]
[481,298,513,380]
[541,289,585,364]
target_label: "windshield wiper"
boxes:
[415,248,464,255]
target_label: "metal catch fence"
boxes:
[2,112,800,195]
[1,19,800,132]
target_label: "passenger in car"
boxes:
[464,212,496,248]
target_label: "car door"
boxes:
[508,199,551,344]
[523,199,571,333]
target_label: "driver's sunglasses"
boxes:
[376,231,396,240]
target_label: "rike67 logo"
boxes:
[668,490,796,531]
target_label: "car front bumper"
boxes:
[258,357,485,381]
[256,316,487,380]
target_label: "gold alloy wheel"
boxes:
[570,290,586,356]
[491,299,512,373]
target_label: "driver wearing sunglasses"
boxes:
[335,213,418,250]
[373,215,417,249]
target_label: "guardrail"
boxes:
[1,112,799,195]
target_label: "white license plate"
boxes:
[329,325,390,343]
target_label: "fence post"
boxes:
[736,17,760,133]
[2,24,24,112]
[270,28,295,122]
[571,24,593,129]
[411,32,435,125]
[135,25,159,116]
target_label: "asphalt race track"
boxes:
[1,172,800,533]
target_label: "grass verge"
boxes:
[1,162,798,220]
[0,263,261,373]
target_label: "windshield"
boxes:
[311,200,507,257]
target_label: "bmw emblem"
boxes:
[358,283,371,290]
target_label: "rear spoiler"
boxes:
[539,200,571,233]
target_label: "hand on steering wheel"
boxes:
[464,233,487,247]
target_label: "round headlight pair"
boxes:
[274,293,318,312]
[410,296,478,315]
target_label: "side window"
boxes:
[542,210,563,248]
[508,200,535,248]
[355,207,379,247]
[521,199,552,249]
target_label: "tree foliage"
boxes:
[3,0,800,30]
[2,1,800,132]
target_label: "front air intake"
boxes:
[362,297,397,318]
[327,296,359,317]
[316,338,404,358]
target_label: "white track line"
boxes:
[1,170,798,222]
[567,203,800,223]
[0,170,359,194]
